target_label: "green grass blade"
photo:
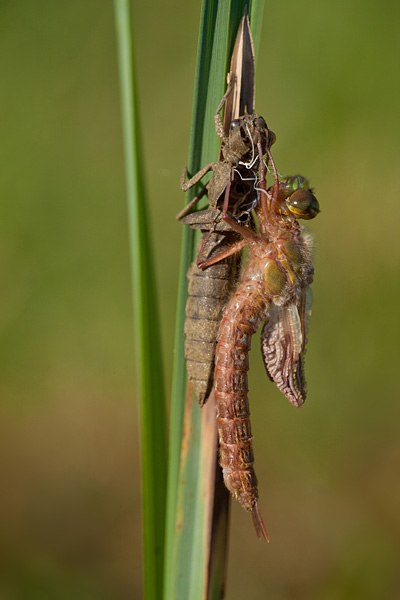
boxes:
[249,0,264,60]
[165,1,264,599]
[114,2,167,599]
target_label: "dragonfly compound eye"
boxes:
[281,175,310,192]
[286,189,320,220]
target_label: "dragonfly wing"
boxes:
[261,292,312,407]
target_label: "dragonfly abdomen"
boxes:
[214,282,266,511]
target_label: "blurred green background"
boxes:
[1,0,399,598]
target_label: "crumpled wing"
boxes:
[261,288,312,407]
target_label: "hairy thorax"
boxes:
[242,227,313,309]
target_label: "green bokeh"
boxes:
[0,0,399,597]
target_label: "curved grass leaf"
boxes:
[114,2,167,599]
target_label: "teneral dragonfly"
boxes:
[199,146,320,540]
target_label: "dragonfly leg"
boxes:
[265,146,280,212]
[197,178,257,269]
[257,134,271,215]
[197,238,247,269]
[220,178,258,240]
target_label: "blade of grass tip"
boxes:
[165,1,264,599]
[114,2,167,600]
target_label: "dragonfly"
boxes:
[198,141,320,540]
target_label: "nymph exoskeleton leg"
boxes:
[180,163,214,192]
[176,181,209,221]
[214,83,233,142]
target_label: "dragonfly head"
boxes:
[280,175,320,220]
